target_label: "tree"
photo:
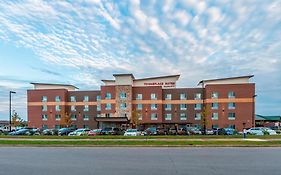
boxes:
[11,111,27,128]
[60,112,72,128]
[201,106,210,135]
[131,110,141,129]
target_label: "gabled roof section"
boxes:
[30,82,79,90]
[198,75,254,86]
[113,73,135,79]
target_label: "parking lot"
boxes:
[0,147,280,175]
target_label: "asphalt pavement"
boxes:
[0,147,280,175]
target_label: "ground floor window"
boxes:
[42,124,48,129]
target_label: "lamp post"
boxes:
[9,91,16,132]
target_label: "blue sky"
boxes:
[0,0,280,120]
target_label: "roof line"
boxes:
[30,82,79,89]
[135,74,180,81]
[198,75,254,85]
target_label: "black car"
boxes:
[58,128,74,136]
[101,127,122,135]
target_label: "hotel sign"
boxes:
[143,82,176,88]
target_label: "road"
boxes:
[0,147,280,175]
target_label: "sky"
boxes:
[0,0,280,120]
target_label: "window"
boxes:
[83,125,89,129]
[105,113,112,118]
[120,92,126,99]
[55,96,61,102]
[180,104,187,110]
[42,124,48,129]
[165,113,172,120]
[83,114,89,121]
[55,114,61,121]
[180,113,187,120]
[194,93,201,100]
[212,92,219,99]
[84,96,89,102]
[165,94,172,100]
[211,103,219,109]
[97,104,101,111]
[96,95,101,101]
[42,114,48,121]
[71,105,76,112]
[84,105,89,111]
[194,104,202,110]
[70,96,76,102]
[138,114,142,120]
[120,103,127,110]
[42,96,47,102]
[121,113,127,118]
[195,113,201,120]
[55,125,60,129]
[136,94,142,100]
[137,104,142,110]
[55,105,61,111]
[151,104,157,110]
[105,103,111,110]
[42,105,47,111]
[71,125,77,129]
[228,91,235,98]
[105,93,111,99]
[151,113,158,120]
[71,114,77,121]
[228,102,236,109]
[212,124,218,129]
[180,93,187,100]
[212,113,218,120]
[229,125,235,129]
[165,104,171,110]
[228,113,235,120]
[151,93,157,100]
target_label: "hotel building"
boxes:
[27,74,255,131]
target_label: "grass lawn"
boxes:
[0,139,281,147]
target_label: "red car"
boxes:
[88,129,103,136]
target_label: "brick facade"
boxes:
[27,75,255,131]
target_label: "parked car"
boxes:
[58,128,75,136]
[247,128,264,135]
[88,129,103,136]
[8,128,32,136]
[178,128,190,135]
[206,129,214,135]
[68,128,90,136]
[143,127,157,135]
[186,127,202,135]
[42,129,58,135]
[124,129,141,136]
[156,128,169,135]
[223,128,237,135]
[168,128,177,135]
[261,127,277,135]
[101,127,122,135]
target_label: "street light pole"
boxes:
[9,91,16,132]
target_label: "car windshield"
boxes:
[76,129,84,132]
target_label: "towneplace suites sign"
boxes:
[143,82,176,88]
